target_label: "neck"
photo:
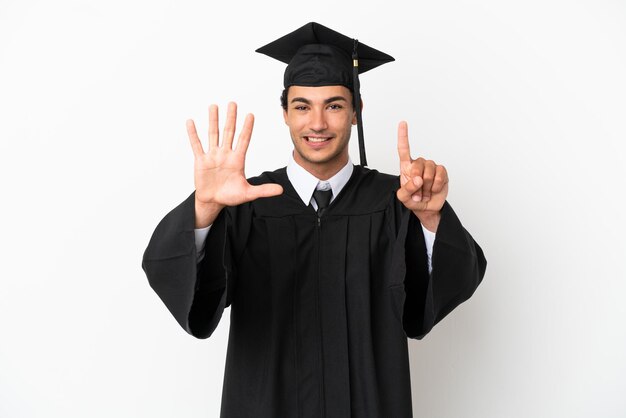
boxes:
[293,153,348,180]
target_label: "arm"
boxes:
[396,120,447,275]
[142,192,229,338]
[142,103,282,338]
[402,201,486,339]
[395,121,486,339]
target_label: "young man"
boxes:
[143,22,486,418]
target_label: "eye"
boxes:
[293,105,309,111]
[327,103,343,110]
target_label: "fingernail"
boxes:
[412,195,421,202]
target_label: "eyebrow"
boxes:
[290,96,349,105]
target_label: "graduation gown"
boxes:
[142,165,486,418]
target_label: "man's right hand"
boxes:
[187,102,283,228]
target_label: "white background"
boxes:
[1,0,625,417]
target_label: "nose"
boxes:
[309,107,328,132]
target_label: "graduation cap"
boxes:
[256,22,394,167]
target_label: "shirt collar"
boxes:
[286,152,354,206]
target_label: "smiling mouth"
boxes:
[305,136,332,143]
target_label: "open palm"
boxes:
[188,103,283,208]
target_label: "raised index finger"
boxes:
[397,121,412,163]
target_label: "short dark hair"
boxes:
[280,86,359,111]
[280,88,289,110]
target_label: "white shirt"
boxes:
[195,154,435,272]
[286,153,354,210]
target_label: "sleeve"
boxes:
[195,225,211,263]
[420,224,436,274]
[141,191,242,339]
[401,201,487,340]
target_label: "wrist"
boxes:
[413,210,441,233]
[194,198,224,228]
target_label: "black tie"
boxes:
[313,189,332,216]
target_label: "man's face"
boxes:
[283,85,357,177]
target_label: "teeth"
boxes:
[307,137,329,143]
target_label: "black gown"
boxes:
[142,165,486,418]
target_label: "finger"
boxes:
[411,176,424,202]
[186,119,204,157]
[245,183,284,201]
[397,121,412,163]
[432,165,449,194]
[396,176,424,204]
[235,113,255,156]
[421,160,436,202]
[223,102,237,149]
[410,157,425,178]
[409,158,425,201]
[208,104,219,148]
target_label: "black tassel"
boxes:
[352,39,367,167]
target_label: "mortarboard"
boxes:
[256,22,394,167]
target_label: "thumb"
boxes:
[245,183,284,201]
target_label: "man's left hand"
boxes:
[396,121,449,232]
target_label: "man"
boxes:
[143,22,486,418]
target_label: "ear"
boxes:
[352,99,363,125]
[283,108,288,124]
